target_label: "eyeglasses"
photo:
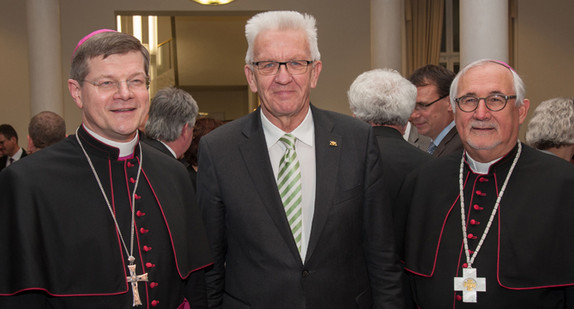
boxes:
[251,60,313,75]
[455,94,517,112]
[82,76,150,91]
[414,95,447,111]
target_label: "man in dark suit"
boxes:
[0,124,27,171]
[408,64,463,157]
[348,68,431,210]
[143,87,198,163]
[348,68,431,308]
[197,11,403,309]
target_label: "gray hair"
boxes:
[244,11,321,64]
[450,59,526,112]
[525,97,574,149]
[348,68,417,126]
[145,87,198,142]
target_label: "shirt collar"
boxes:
[10,147,24,160]
[261,107,315,149]
[82,124,139,158]
[432,120,456,146]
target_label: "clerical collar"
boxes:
[82,125,139,158]
[465,153,502,175]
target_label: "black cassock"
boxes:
[397,143,574,308]
[0,126,212,308]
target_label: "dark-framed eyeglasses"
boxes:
[455,94,517,112]
[251,60,313,75]
[82,76,150,91]
[414,95,448,111]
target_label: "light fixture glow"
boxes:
[192,0,235,5]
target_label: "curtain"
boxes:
[405,0,445,75]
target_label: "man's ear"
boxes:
[244,65,258,93]
[68,79,83,109]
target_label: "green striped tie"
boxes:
[278,133,303,252]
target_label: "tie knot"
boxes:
[279,133,296,150]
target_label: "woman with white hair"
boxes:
[525,97,574,161]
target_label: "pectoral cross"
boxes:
[127,262,149,306]
[454,267,486,303]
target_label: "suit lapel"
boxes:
[305,107,341,264]
[238,111,302,260]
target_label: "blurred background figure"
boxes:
[348,68,431,203]
[183,117,224,188]
[27,111,66,154]
[525,97,574,161]
[408,64,462,157]
[144,87,199,161]
[0,124,27,171]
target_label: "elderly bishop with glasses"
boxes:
[396,59,574,308]
[0,30,212,308]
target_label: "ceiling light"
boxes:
[192,0,235,5]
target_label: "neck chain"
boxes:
[459,142,522,268]
[75,129,142,265]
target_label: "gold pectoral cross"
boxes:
[127,263,149,306]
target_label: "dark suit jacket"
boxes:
[373,126,431,210]
[141,136,197,189]
[197,105,402,309]
[432,126,463,158]
[0,149,27,172]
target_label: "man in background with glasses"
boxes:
[396,59,574,307]
[408,64,463,157]
[0,124,27,172]
[198,10,403,309]
[0,30,212,308]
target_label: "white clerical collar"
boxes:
[82,125,139,158]
[465,153,502,175]
[261,107,315,149]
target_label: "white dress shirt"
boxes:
[261,108,316,261]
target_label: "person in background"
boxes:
[348,68,431,204]
[525,97,574,161]
[408,64,463,157]
[183,117,224,188]
[27,111,66,154]
[143,87,198,161]
[198,10,403,309]
[0,29,212,308]
[397,59,574,308]
[0,124,27,171]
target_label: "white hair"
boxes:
[450,59,526,112]
[525,97,574,149]
[348,68,417,126]
[244,11,320,64]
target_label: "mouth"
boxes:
[111,107,136,113]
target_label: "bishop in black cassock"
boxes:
[398,143,574,308]
[0,126,212,308]
[397,59,574,308]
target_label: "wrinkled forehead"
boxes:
[458,62,514,95]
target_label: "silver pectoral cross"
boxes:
[127,263,149,306]
[454,267,486,303]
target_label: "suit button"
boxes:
[302,270,310,278]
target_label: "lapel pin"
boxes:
[329,141,338,147]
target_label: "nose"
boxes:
[274,63,293,84]
[473,99,491,119]
[115,81,133,99]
